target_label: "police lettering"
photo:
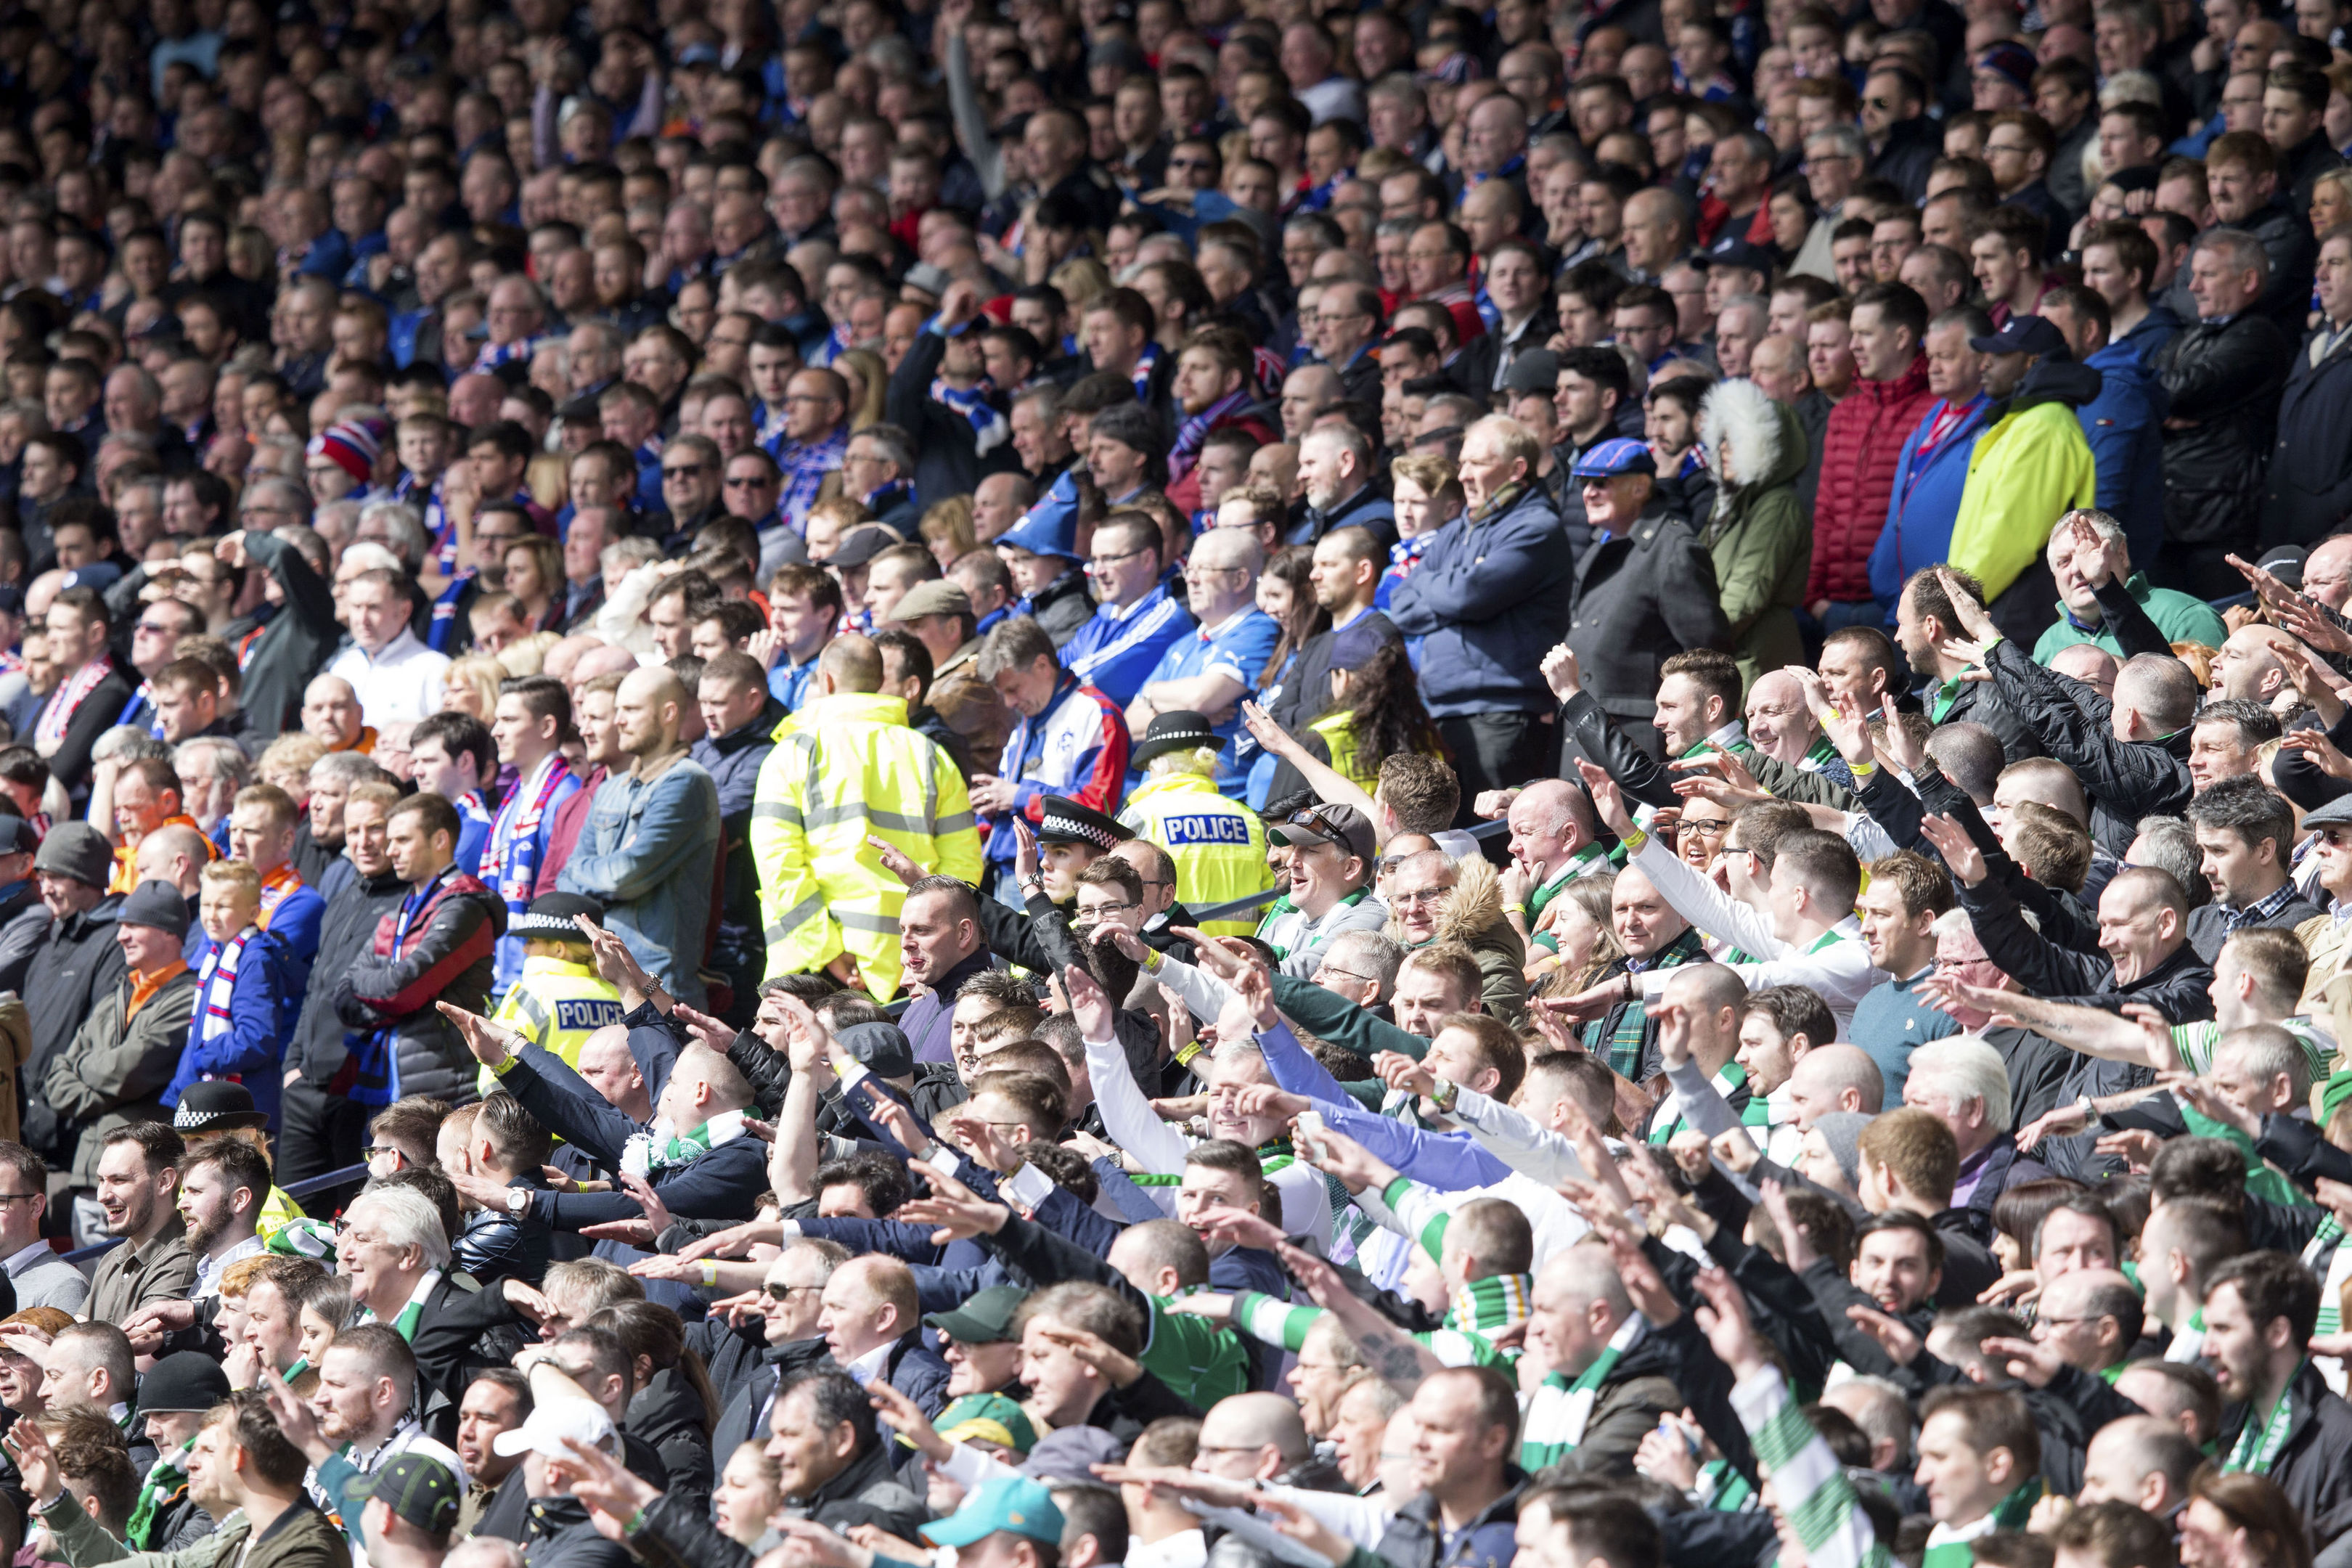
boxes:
[1161,813,1251,846]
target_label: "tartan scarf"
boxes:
[931,375,1010,456]
[1170,388,1249,482]
[777,425,848,530]
[1585,928,1709,1079]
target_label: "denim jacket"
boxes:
[557,754,721,1005]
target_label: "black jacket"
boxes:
[690,696,788,979]
[1869,115,1941,202]
[1561,501,1733,724]
[1934,676,2045,765]
[1983,637,2189,857]
[2213,1359,2352,1551]
[2155,312,2292,550]
[240,531,343,740]
[0,881,45,997]
[2263,321,2352,548]
[708,1336,832,1467]
[454,1175,554,1286]
[626,1365,716,1502]
[1959,870,2215,1022]
[2244,199,2321,332]
[17,894,126,1164]
[885,328,1018,522]
[291,864,406,1085]
[2186,889,2325,963]
[520,1494,637,1568]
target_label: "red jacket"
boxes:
[1808,356,1935,603]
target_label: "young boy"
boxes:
[163,859,298,1132]
[482,891,623,1095]
[390,412,453,577]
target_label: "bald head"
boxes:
[1788,1044,1884,1125]
[135,823,212,895]
[615,666,688,757]
[1199,1392,1312,1473]
[571,644,641,684]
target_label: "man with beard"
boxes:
[176,1137,269,1299]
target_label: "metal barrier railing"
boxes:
[60,1161,369,1267]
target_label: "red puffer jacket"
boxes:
[1808,356,1935,604]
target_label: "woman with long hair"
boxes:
[836,348,889,431]
[1309,631,1442,789]
[502,536,564,633]
[2180,1469,2311,1568]
[1255,544,1328,691]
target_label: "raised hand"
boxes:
[2,1414,60,1506]
[574,914,656,999]
[1542,643,1584,701]
[2119,1003,2180,1072]
[866,1381,950,1461]
[941,1110,1024,1173]
[1373,1050,1439,1099]
[2014,1102,2088,1153]
[1297,1122,1397,1194]
[1230,1082,1311,1122]
[1240,700,1304,761]
[896,1163,1010,1242]
[1189,1202,1287,1252]
[1935,568,1999,641]
[1843,1302,1924,1366]
[1034,1320,1141,1388]
[2163,1070,2260,1137]
[548,1434,662,1530]
[1916,813,1988,886]
[436,1001,524,1066]
[865,835,923,887]
[671,1003,735,1054]
[1574,759,1636,838]
[1063,962,1116,1041]
[1691,1266,1768,1379]
[1013,817,1042,885]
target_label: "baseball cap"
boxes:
[836,1020,914,1080]
[346,1453,462,1539]
[1571,437,1658,479]
[936,1393,1039,1455]
[493,1365,619,1458]
[0,816,36,855]
[924,1284,1028,1344]
[1967,316,2068,357]
[923,1474,1066,1550]
[822,525,899,568]
[1269,802,1376,867]
[1699,236,1773,275]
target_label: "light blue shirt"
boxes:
[1142,605,1281,789]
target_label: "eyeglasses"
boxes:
[1085,547,1151,571]
[1681,819,1731,838]
[366,1144,410,1169]
[0,1192,39,1206]
[1313,962,1373,984]
[134,619,179,634]
[1076,899,1140,918]
[1389,884,1449,906]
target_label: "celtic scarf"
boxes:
[2308,1218,2350,1336]
[623,1109,748,1178]
[1649,1061,1765,1143]
[126,1440,195,1549]
[356,1269,440,1342]
[2224,1363,2305,1473]
[1521,1312,1646,1471]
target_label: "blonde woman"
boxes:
[836,348,889,431]
[920,497,979,571]
[443,655,505,720]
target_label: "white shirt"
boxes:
[192,1233,268,1299]
[1129,1530,1209,1568]
[841,1341,894,1389]
[325,628,451,727]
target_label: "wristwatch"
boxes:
[507,1188,532,1216]
[2075,1093,2097,1124]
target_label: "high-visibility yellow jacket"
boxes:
[479,955,626,1097]
[751,692,983,997]
[1117,772,1273,939]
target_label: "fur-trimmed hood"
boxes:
[1700,377,1809,518]
[1386,856,1511,949]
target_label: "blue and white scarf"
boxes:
[931,375,1010,456]
[1129,341,1160,403]
[776,426,848,532]
[195,928,252,1051]
[470,333,554,375]
[481,754,576,994]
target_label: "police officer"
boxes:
[1116,711,1273,939]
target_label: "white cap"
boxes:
[491,1399,618,1459]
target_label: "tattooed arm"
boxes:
[1276,1241,1445,1393]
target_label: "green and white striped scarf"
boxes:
[1520,1312,1645,1471]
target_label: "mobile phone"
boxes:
[1296,1109,1327,1161]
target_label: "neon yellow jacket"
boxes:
[750,692,983,997]
[1116,772,1273,939]
[1947,401,2097,605]
[1307,710,1376,790]
[479,955,625,1096]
